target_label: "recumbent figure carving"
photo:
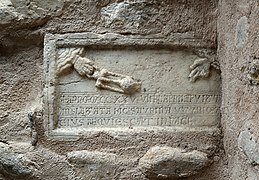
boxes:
[56,48,141,94]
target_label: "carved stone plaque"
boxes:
[44,33,221,137]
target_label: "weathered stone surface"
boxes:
[43,0,217,47]
[67,150,142,179]
[0,142,36,178]
[247,167,259,180]
[101,1,150,28]
[1,0,245,179]
[0,142,10,153]
[0,0,65,25]
[0,0,19,24]
[138,146,210,179]
[244,58,259,85]
[0,152,33,178]
[0,142,85,180]
[238,130,259,164]
[67,150,119,165]
[218,0,259,179]
[43,33,221,138]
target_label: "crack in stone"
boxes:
[58,80,83,85]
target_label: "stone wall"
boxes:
[0,0,258,179]
[218,0,259,179]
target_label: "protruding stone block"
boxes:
[0,142,36,178]
[138,146,210,179]
[238,130,259,164]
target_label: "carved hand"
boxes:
[74,56,96,78]
[189,58,211,82]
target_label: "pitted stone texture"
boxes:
[0,0,65,25]
[44,0,217,48]
[67,150,119,165]
[67,150,143,179]
[0,152,33,178]
[238,130,259,164]
[0,142,37,179]
[0,142,84,180]
[0,142,10,153]
[101,1,149,28]
[0,0,19,24]
[138,146,210,179]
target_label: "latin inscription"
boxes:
[58,93,220,128]
[44,33,222,137]
[60,93,221,104]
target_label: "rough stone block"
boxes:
[138,146,210,179]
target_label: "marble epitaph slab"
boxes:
[43,33,221,137]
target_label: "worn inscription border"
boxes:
[43,33,219,138]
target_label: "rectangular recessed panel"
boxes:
[44,33,221,137]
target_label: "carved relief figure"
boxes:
[188,58,211,82]
[57,48,141,94]
[188,49,219,82]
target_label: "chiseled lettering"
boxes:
[58,118,84,127]
[157,116,190,126]
[164,106,171,113]
[60,105,219,117]
[115,118,122,125]
[191,94,221,104]
[58,92,220,128]
[92,108,99,115]
[60,93,221,104]
[129,117,150,126]
[59,118,67,127]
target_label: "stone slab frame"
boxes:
[43,33,221,139]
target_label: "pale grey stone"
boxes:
[43,32,221,138]
[138,146,210,179]
[247,167,259,180]
[101,1,149,28]
[67,150,118,165]
[188,58,211,82]
[236,16,248,48]
[189,48,219,82]
[0,142,39,178]
[0,0,64,25]
[0,142,10,153]
[0,0,19,24]
[67,150,138,179]
[238,130,259,164]
[0,152,32,178]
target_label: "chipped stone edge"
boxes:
[43,32,219,140]
[52,32,211,49]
